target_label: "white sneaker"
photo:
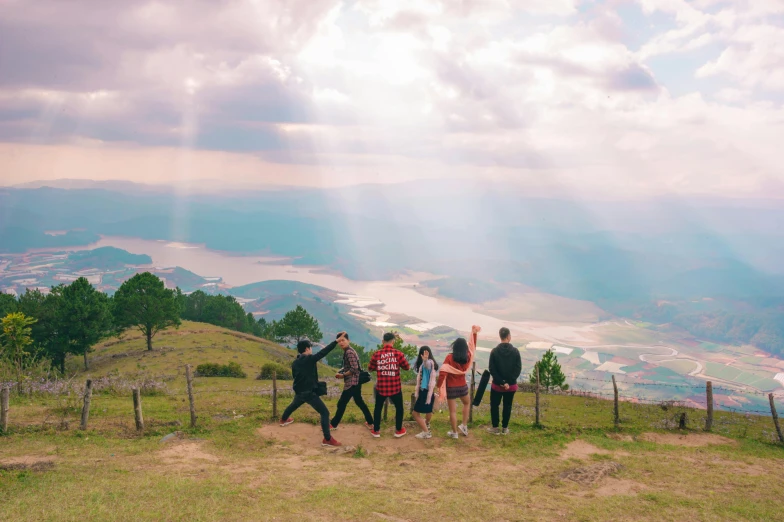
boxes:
[502,428,510,436]
[415,431,432,439]
[458,424,469,437]
[447,431,459,439]
[486,427,501,435]
[426,423,431,431]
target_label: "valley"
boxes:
[2,236,782,412]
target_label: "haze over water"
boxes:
[68,236,593,343]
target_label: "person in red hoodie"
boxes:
[368,332,410,438]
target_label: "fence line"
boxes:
[1,367,783,445]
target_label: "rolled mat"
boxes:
[472,370,491,406]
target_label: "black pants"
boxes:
[373,390,404,432]
[331,384,373,427]
[490,389,515,429]
[281,392,331,440]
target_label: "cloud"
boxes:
[0,0,781,197]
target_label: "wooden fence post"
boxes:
[409,392,416,419]
[770,393,784,444]
[272,371,278,420]
[0,387,9,433]
[705,381,714,432]
[611,375,619,428]
[679,412,687,430]
[80,379,93,430]
[469,361,476,424]
[185,365,197,428]
[535,363,541,426]
[132,388,144,432]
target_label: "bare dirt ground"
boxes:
[639,432,734,447]
[559,440,630,460]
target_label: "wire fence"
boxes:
[1,367,783,445]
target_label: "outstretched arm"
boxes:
[313,340,338,363]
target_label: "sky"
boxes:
[1,0,783,198]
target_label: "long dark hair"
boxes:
[415,346,439,372]
[451,338,469,365]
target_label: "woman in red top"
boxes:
[437,338,472,438]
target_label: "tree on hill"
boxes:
[274,305,322,346]
[0,292,17,319]
[0,312,36,392]
[530,349,568,391]
[59,277,113,370]
[17,286,70,374]
[113,272,181,351]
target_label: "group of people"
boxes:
[278,325,523,447]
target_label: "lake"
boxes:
[61,236,599,343]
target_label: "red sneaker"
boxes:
[370,430,381,438]
[364,422,373,430]
[322,437,342,447]
[280,418,293,427]
[394,428,407,438]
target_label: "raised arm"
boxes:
[313,340,338,363]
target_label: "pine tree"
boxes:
[113,272,181,351]
[530,349,568,391]
[275,305,323,346]
[59,277,113,370]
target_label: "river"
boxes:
[60,236,598,343]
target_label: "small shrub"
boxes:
[258,362,292,380]
[353,445,367,458]
[195,362,247,378]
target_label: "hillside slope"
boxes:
[84,321,297,379]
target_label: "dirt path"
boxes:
[257,422,484,454]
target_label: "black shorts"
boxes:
[446,385,469,400]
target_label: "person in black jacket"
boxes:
[487,327,522,435]
[279,333,345,447]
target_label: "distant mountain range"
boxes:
[2,181,783,355]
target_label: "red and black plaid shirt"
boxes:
[340,347,360,389]
[368,345,410,396]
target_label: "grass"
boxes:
[81,321,295,379]
[2,323,784,521]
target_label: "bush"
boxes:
[195,362,247,378]
[257,362,292,380]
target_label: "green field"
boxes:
[656,359,699,375]
[2,324,784,521]
[704,362,780,390]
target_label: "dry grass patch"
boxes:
[639,432,734,447]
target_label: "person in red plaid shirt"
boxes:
[368,332,410,438]
[329,332,374,431]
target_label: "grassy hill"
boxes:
[84,321,297,381]
[2,324,784,521]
